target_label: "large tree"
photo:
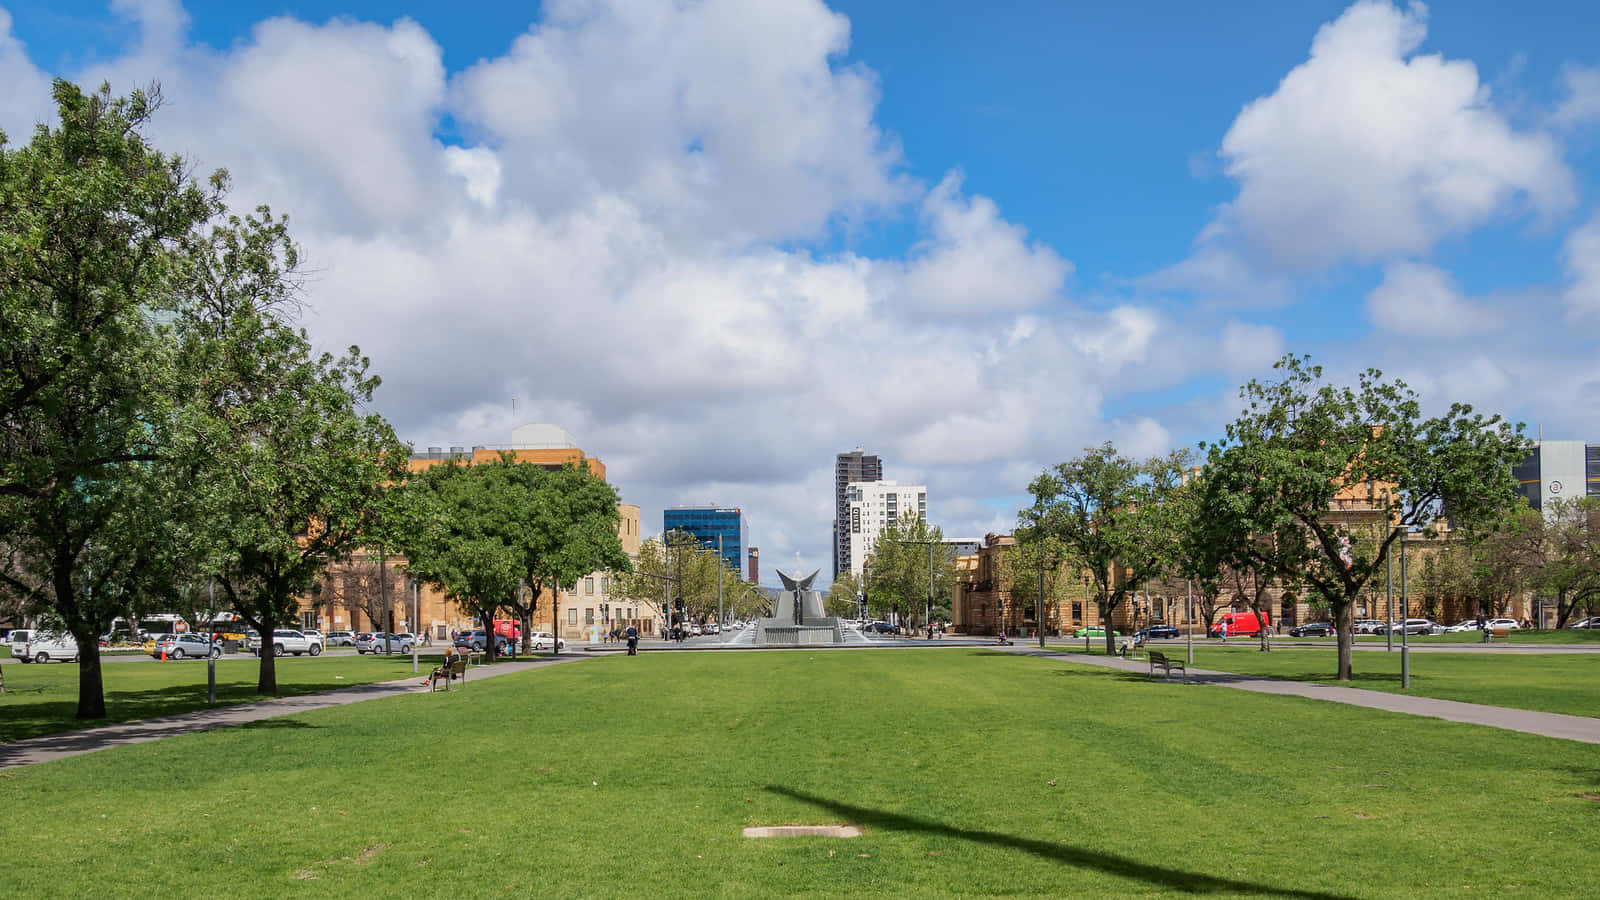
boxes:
[0,81,222,718]
[400,461,526,660]
[498,459,630,656]
[177,209,407,694]
[861,513,954,629]
[1525,498,1600,628]
[1201,355,1528,680]
[1020,444,1192,654]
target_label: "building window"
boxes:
[568,609,577,625]
[585,608,595,624]
[585,577,595,595]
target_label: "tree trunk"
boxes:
[1334,600,1353,681]
[1101,600,1116,655]
[520,609,533,655]
[74,635,108,720]
[481,610,497,662]
[257,613,279,694]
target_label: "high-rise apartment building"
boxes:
[663,507,747,572]
[845,480,928,577]
[834,448,883,578]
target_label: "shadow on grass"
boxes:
[765,785,1355,899]
[237,718,320,731]
[0,679,386,743]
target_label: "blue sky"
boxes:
[3,1,1598,583]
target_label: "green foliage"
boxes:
[0,81,225,719]
[1199,354,1530,679]
[861,513,953,626]
[1019,443,1193,651]
[496,459,631,653]
[174,209,408,695]
[614,530,744,626]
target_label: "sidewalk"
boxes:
[0,654,590,771]
[1001,646,1600,744]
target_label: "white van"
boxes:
[20,631,79,663]
[7,629,34,659]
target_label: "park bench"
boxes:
[1483,628,1511,643]
[431,657,467,692]
[1147,649,1186,680]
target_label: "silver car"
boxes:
[152,633,222,659]
[356,632,414,654]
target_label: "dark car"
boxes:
[1289,622,1335,637]
[1134,625,1180,640]
[868,621,896,634]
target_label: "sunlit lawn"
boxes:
[1054,641,1600,718]
[3,648,1596,897]
[0,653,455,741]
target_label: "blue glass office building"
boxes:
[663,507,747,573]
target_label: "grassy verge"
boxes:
[1054,643,1600,718]
[0,653,464,741]
[3,649,1597,897]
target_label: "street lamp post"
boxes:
[1400,530,1411,688]
[1185,579,1194,666]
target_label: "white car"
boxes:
[19,631,79,663]
[324,630,357,646]
[1387,618,1443,635]
[529,632,566,650]
[249,629,324,657]
[1485,618,1521,631]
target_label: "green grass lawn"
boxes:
[3,648,1597,897]
[0,653,457,741]
[1053,642,1600,718]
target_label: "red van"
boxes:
[1210,610,1270,637]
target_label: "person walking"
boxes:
[626,624,638,655]
[1220,618,1228,642]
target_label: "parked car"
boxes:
[528,632,566,650]
[453,630,508,653]
[325,630,357,647]
[1072,626,1121,638]
[1353,619,1386,635]
[1289,622,1335,637]
[1446,619,1482,633]
[302,630,324,644]
[1134,625,1180,640]
[1569,617,1599,629]
[867,621,897,634]
[1386,618,1443,635]
[248,629,323,657]
[18,631,79,663]
[357,632,414,654]
[1484,618,1520,631]
[151,633,222,659]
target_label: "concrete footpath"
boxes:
[1002,645,1600,745]
[0,654,590,771]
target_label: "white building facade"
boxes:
[846,480,928,576]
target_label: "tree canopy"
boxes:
[1019,443,1192,653]
[1198,354,1528,680]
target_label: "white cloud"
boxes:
[450,0,908,248]
[899,171,1072,314]
[1563,215,1600,316]
[1071,307,1161,370]
[1211,0,1572,271]
[0,8,53,140]
[444,146,503,209]
[1550,63,1600,130]
[1218,321,1285,372]
[1365,260,1491,336]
